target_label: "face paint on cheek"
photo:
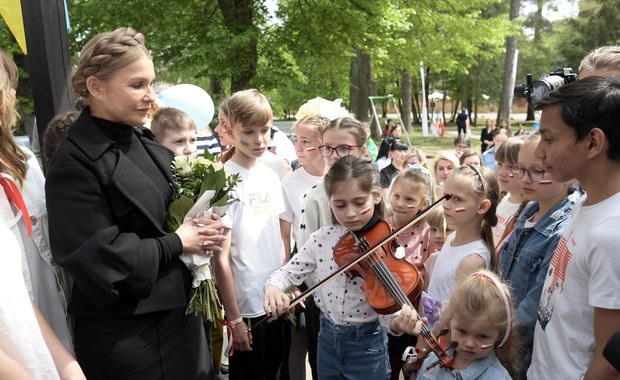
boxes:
[406,204,418,209]
[360,207,372,215]
[238,139,252,149]
[479,344,494,350]
[305,147,317,152]
[538,179,553,185]
[454,207,466,213]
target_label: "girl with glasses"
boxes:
[498,132,579,377]
[296,115,370,377]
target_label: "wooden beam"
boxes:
[21,0,74,150]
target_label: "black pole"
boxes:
[21,0,74,164]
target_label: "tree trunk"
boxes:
[497,0,520,125]
[217,0,257,92]
[350,48,373,129]
[401,69,412,132]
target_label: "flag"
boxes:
[419,61,428,138]
[438,114,445,138]
[430,112,438,138]
[0,0,27,54]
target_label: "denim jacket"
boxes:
[498,192,578,340]
[416,349,511,380]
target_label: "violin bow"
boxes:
[250,193,452,332]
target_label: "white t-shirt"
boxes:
[426,232,491,303]
[492,196,521,250]
[280,167,323,243]
[225,160,286,317]
[376,156,391,172]
[0,200,59,379]
[528,193,620,379]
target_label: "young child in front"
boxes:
[409,270,515,379]
[499,132,578,377]
[265,155,424,380]
[422,165,500,330]
[387,165,434,379]
[211,89,287,380]
[492,136,526,255]
[151,107,198,157]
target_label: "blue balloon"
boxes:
[158,84,215,131]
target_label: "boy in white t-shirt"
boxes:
[527,74,620,379]
[211,89,287,380]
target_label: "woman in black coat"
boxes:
[45,27,226,380]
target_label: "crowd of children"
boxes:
[3,26,620,380]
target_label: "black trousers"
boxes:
[74,307,212,380]
[229,316,286,380]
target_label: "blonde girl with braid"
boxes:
[421,165,500,331]
[46,28,226,379]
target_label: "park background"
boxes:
[0,0,616,151]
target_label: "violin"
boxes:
[333,218,454,371]
[253,195,455,370]
[333,219,423,314]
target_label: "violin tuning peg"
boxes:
[437,328,450,338]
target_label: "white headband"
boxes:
[471,271,512,347]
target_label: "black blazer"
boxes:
[45,109,190,317]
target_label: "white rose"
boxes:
[175,156,192,176]
[211,161,224,172]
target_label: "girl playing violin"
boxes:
[264,155,423,379]
[405,270,516,379]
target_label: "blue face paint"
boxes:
[239,139,251,148]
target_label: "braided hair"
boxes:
[72,27,151,102]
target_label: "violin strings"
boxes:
[355,233,450,365]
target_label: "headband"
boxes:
[408,163,435,205]
[471,271,512,348]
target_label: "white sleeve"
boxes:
[588,217,620,309]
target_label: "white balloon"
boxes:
[158,84,215,131]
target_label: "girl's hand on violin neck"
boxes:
[263,285,291,320]
[391,304,427,336]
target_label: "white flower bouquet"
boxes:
[166,154,240,322]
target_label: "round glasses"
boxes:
[509,164,546,182]
[318,144,361,158]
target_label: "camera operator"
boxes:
[527,47,620,380]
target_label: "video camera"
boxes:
[514,68,578,108]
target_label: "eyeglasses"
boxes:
[509,164,546,182]
[318,144,362,158]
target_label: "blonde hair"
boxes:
[579,46,620,74]
[0,48,28,185]
[392,166,435,205]
[151,108,197,141]
[443,270,518,378]
[452,165,500,270]
[72,27,151,101]
[294,115,329,140]
[433,151,459,175]
[404,147,428,168]
[227,89,273,129]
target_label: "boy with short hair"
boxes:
[527,76,620,379]
[211,89,286,380]
[151,107,198,157]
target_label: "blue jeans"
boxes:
[317,313,390,380]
